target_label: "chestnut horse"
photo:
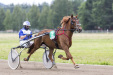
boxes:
[24,14,82,68]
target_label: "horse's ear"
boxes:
[71,14,73,18]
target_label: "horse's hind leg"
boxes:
[48,48,54,62]
[24,38,42,61]
[24,47,40,61]
[49,48,57,68]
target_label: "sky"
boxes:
[0,0,53,5]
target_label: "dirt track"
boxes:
[0,60,113,75]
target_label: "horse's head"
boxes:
[61,14,82,33]
[70,14,82,33]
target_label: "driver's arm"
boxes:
[19,30,27,40]
[20,35,27,40]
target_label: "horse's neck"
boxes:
[66,30,73,39]
[63,24,73,39]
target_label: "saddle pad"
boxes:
[49,31,55,40]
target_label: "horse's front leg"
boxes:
[58,46,79,68]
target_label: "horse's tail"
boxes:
[27,43,34,54]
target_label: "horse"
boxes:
[24,14,82,68]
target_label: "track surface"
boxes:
[0,60,113,75]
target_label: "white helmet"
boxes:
[23,21,31,26]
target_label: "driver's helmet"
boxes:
[23,21,31,26]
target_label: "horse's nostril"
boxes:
[79,29,82,33]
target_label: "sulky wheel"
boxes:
[8,49,20,70]
[43,50,55,69]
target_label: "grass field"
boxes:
[0,33,113,65]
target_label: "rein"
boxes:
[54,28,76,32]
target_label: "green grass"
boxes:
[0,33,113,65]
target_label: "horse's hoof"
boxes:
[74,65,79,69]
[19,65,23,68]
[24,58,28,61]
[53,65,57,69]
[58,54,63,58]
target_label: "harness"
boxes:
[51,17,81,49]
[53,18,80,49]
[56,28,71,43]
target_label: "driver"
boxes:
[19,21,33,48]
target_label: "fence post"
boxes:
[107,29,109,34]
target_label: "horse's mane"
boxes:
[60,16,70,24]
[60,16,71,27]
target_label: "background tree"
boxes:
[12,5,25,31]
[3,9,12,30]
[0,8,5,30]
[2,0,113,30]
[52,0,73,28]
[38,3,49,29]
[72,0,84,14]
[100,0,113,29]
[27,4,40,29]
[78,0,113,30]
[47,8,54,29]
[78,2,87,29]
[78,0,94,30]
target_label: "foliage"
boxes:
[1,0,113,30]
[27,4,40,29]
[38,3,50,29]
[12,5,26,31]
[0,0,83,31]
[0,8,5,30]
[3,9,12,30]
[52,0,74,28]
[78,0,113,30]
[72,0,84,14]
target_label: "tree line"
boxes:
[0,0,113,31]
[78,0,113,30]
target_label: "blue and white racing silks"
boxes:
[19,27,32,41]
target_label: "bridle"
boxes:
[70,17,81,32]
[59,17,81,32]
[55,17,81,46]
